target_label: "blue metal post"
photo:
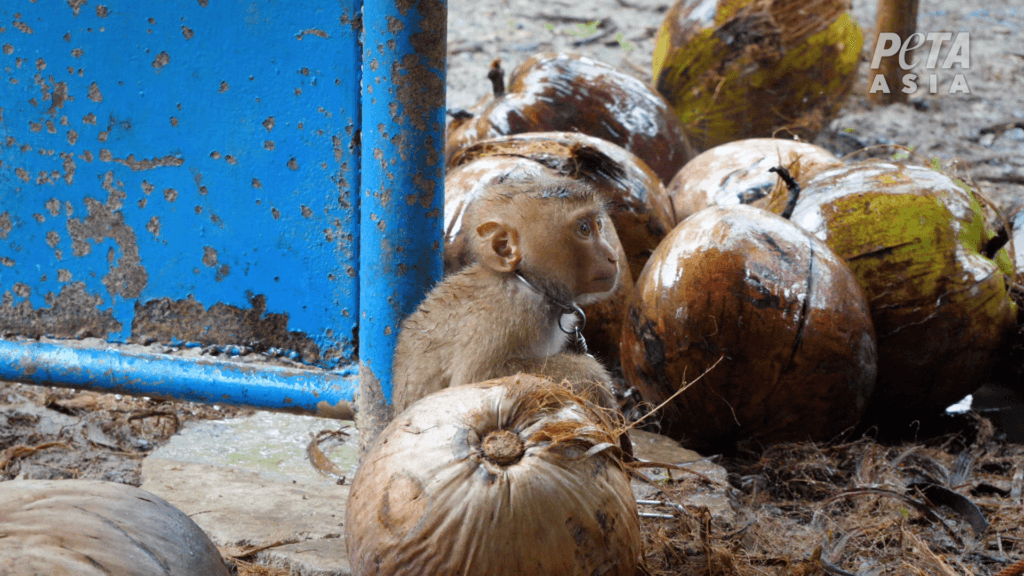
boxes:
[358,0,446,445]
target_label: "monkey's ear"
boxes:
[476,220,521,273]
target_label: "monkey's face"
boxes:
[522,206,620,300]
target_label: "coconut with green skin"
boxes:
[777,161,1018,424]
[653,0,862,151]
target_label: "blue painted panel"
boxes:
[0,1,361,367]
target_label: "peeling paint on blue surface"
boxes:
[0,1,362,368]
[357,0,446,438]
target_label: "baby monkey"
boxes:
[392,177,621,414]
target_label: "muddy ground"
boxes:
[2,0,1023,574]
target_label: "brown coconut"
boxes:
[775,161,1018,424]
[447,131,675,281]
[620,205,877,452]
[345,374,641,576]
[668,138,840,223]
[0,479,229,576]
[446,52,695,184]
[653,0,862,151]
[444,132,674,362]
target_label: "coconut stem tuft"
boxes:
[488,58,505,97]
[482,429,524,466]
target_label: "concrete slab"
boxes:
[140,411,358,576]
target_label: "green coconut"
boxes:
[653,0,863,151]
[775,161,1018,425]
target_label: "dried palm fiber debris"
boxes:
[637,414,1024,575]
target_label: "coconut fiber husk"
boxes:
[637,414,1024,575]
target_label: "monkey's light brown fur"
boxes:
[392,177,620,414]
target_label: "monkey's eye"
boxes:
[578,220,592,237]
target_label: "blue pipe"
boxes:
[358,0,447,443]
[0,340,358,418]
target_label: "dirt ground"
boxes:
[2,0,1024,574]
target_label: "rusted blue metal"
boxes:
[0,1,362,369]
[0,339,357,417]
[357,0,446,440]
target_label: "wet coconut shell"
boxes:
[653,0,862,151]
[668,138,840,223]
[777,161,1018,424]
[448,131,676,280]
[620,205,876,451]
[0,479,229,576]
[345,374,640,576]
[446,52,695,184]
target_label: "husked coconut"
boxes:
[446,53,695,184]
[668,138,840,223]
[620,205,877,452]
[0,479,229,576]
[346,374,641,576]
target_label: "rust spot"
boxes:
[87,83,102,102]
[60,151,75,183]
[71,48,83,58]
[219,80,228,92]
[83,112,96,124]
[80,150,93,162]
[295,28,330,40]
[12,283,30,299]
[152,51,170,69]
[146,216,159,236]
[287,158,298,170]
[141,181,154,195]
[98,130,109,142]
[210,151,221,160]
[66,129,78,145]
[271,207,281,220]
[202,246,218,267]
[163,188,177,202]
[45,198,61,216]
[0,282,122,338]
[47,82,69,115]
[15,167,30,181]
[299,67,310,76]
[252,178,262,188]
[1,258,14,267]
[45,120,56,133]
[13,21,34,35]
[198,0,208,6]
[67,0,87,16]
[262,117,275,131]
[181,26,194,40]
[98,149,112,161]
[137,197,146,208]
[65,176,148,299]
[0,212,12,238]
[264,140,274,150]
[301,205,312,218]
[170,116,178,127]
[96,5,109,17]
[35,57,45,71]
[114,154,184,171]
[215,264,230,281]
[2,44,13,56]
[57,269,72,281]
[130,294,327,363]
